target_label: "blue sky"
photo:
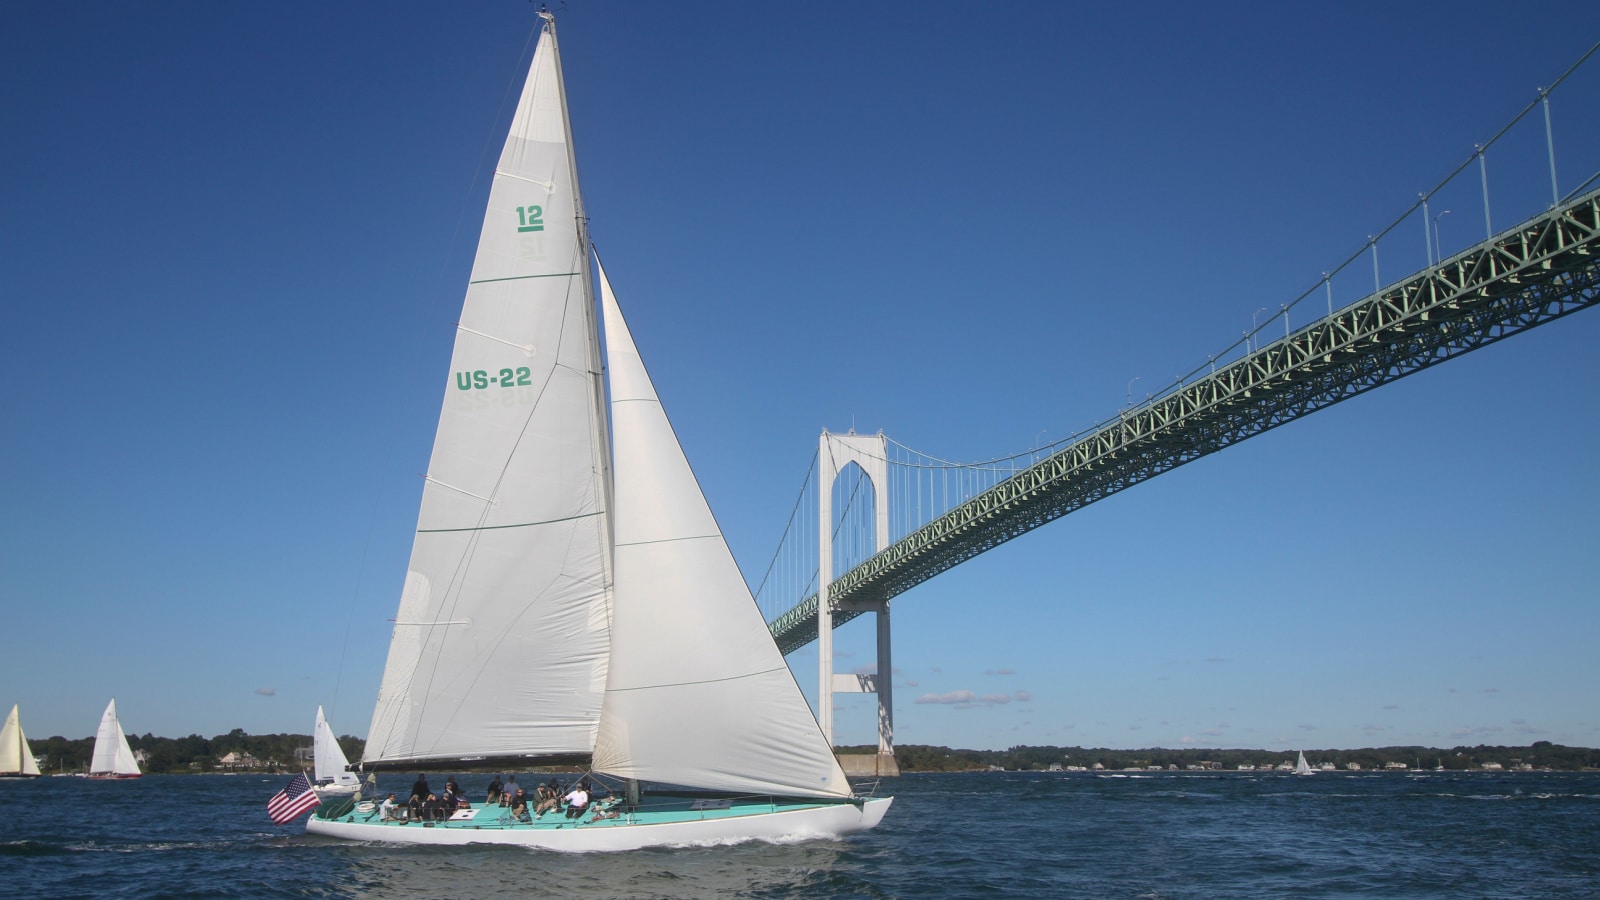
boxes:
[4,2,1597,753]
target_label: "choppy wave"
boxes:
[3,771,1599,898]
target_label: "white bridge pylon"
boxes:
[817,430,892,755]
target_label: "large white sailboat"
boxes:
[305,11,890,850]
[312,706,360,796]
[86,698,142,779]
[0,705,42,779]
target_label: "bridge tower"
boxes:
[817,430,897,776]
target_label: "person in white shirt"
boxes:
[563,786,589,819]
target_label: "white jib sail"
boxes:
[315,706,359,788]
[90,699,140,776]
[0,705,40,776]
[365,19,612,766]
[591,260,852,800]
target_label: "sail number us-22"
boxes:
[456,367,532,391]
[453,202,549,390]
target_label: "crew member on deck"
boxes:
[563,784,589,819]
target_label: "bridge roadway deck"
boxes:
[770,187,1600,655]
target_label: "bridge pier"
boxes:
[817,431,894,767]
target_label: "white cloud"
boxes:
[916,690,976,705]
[255,687,276,697]
[914,690,1023,708]
[1014,690,1032,703]
[984,667,1016,676]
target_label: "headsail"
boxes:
[315,707,360,789]
[0,705,41,777]
[89,698,140,777]
[364,16,613,768]
[591,260,852,800]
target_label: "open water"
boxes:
[2,770,1597,898]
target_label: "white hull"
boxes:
[313,783,359,797]
[306,797,892,852]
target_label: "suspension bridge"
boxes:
[752,44,1600,773]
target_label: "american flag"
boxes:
[266,772,321,825]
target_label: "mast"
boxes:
[543,9,616,613]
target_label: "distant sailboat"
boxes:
[87,699,142,779]
[0,704,43,779]
[1294,750,1316,776]
[304,10,890,850]
[312,706,359,796]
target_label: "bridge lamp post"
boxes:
[1249,307,1269,352]
[1433,209,1452,264]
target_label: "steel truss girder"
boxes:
[772,188,1600,655]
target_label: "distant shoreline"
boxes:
[27,732,1599,777]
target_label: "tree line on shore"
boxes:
[29,728,1597,775]
[842,740,1600,772]
[30,728,362,776]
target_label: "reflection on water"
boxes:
[333,838,853,899]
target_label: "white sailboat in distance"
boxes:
[0,705,42,779]
[1294,751,1316,776]
[304,11,890,850]
[312,706,360,796]
[87,698,142,779]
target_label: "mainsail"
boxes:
[1,704,41,777]
[591,261,852,800]
[363,20,613,768]
[89,699,140,777]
